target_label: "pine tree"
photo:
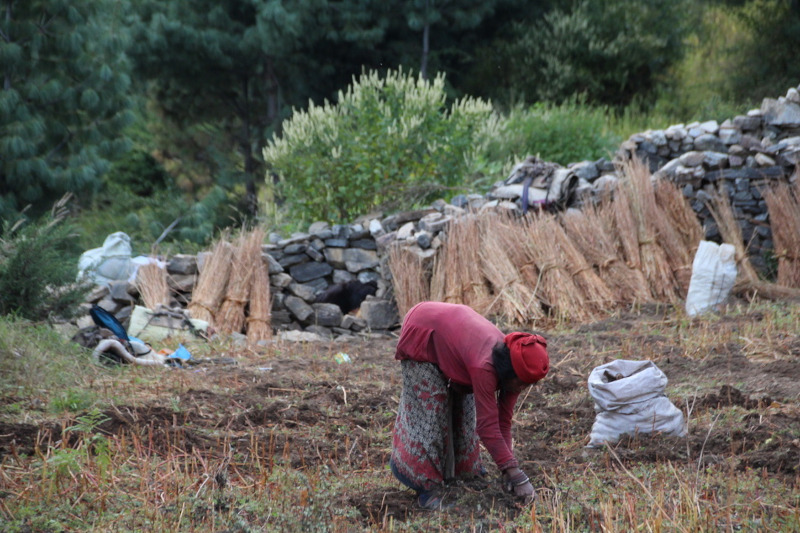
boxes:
[0,0,135,222]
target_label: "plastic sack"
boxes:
[587,360,686,448]
[685,240,737,317]
[77,232,135,286]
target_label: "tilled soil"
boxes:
[2,306,799,527]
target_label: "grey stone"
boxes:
[278,254,308,268]
[323,247,346,268]
[331,224,351,240]
[311,303,343,327]
[270,273,293,288]
[761,98,800,127]
[369,219,385,237]
[277,233,310,247]
[167,254,198,275]
[168,274,196,293]
[357,271,381,284]
[284,243,307,255]
[361,298,399,330]
[305,246,324,262]
[263,253,284,274]
[733,115,761,131]
[288,281,323,302]
[418,213,452,233]
[694,134,727,152]
[702,152,729,168]
[308,221,331,237]
[344,248,379,272]
[97,297,121,315]
[305,325,333,339]
[375,231,398,251]
[109,281,135,303]
[341,314,367,331]
[284,296,314,322]
[349,238,377,250]
[416,231,432,249]
[348,224,369,240]
[333,269,356,284]
[324,238,348,248]
[86,285,110,303]
[279,330,325,342]
[290,261,332,283]
[396,222,415,240]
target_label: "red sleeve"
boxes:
[498,390,519,452]
[471,367,519,471]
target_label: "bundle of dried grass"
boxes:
[653,179,704,254]
[561,208,652,305]
[763,180,800,287]
[188,238,234,324]
[429,245,447,302]
[435,215,490,308]
[479,213,542,325]
[519,213,590,322]
[620,159,679,301]
[550,213,615,313]
[650,180,700,294]
[705,184,759,283]
[388,244,432,316]
[136,262,170,310]
[246,256,272,345]
[217,228,265,334]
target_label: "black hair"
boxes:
[491,342,517,383]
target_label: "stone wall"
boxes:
[79,85,800,338]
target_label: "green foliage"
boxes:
[0,316,99,407]
[264,68,499,223]
[105,149,170,197]
[0,196,90,321]
[0,0,135,220]
[501,0,690,107]
[78,182,242,255]
[483,98,621,168]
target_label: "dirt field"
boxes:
[2,302,800,531]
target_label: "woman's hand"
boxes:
[502,468,535,504]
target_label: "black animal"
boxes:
[315,280,378,314]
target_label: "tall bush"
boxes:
[263,68,499,224]
[0,196,89,321]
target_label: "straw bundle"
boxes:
[560,209,646,307]
[136,262,170,310]
[705,184,759,283]
[518,213,590,322]
[246,255,272,345]
[188,239,234,324]
[653,179,704,254]
[763,180,800,287]
[479,213,542,325]
[620,159,679,302]
[388,244,432,316]
[434,215,490,308]
[217,228,265,334]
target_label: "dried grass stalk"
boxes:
[517,213,590,322]
[479,213,542,325]
[437,215,490,308]
[388,244,432,316]
[653,179,704,254]
[188,239,234,324]
[246,255,272,345]
[705,184,760,283]
[620,159,679,301]
[551,217,615,314]
[217,228,265,334]
[136,262,170,310]
[561,207,652,306]
[763,180,800,287]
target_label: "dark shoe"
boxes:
[417,490,450,510]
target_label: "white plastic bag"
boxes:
[685,240,737,317]
[587,360,686,448]
[77,232,135,286]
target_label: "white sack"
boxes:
[685,240,737,317]
[587,359,686,448]
[77,232,135,286]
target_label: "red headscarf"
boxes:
[504,332,549,384]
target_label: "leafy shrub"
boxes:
[483,99,621,168]
[263,68,500,224]
[0,196,90,321]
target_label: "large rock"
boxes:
[361,298,399,330]
[290,261,333,283]
[311,303,343,327]
[284,296,313,322]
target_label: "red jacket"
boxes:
[395,302,520,470]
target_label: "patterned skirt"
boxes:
[390,360,483,492]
